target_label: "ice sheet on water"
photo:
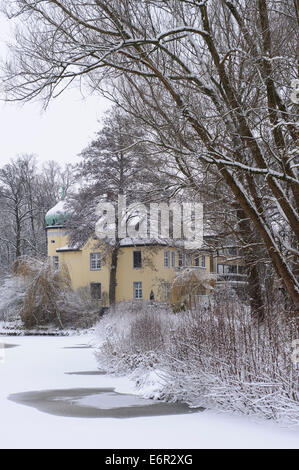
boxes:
[8,387,198,419]
[70,392,155,409]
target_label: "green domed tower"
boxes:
[45,199,69,227]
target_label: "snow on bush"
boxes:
[94,300,299,426]
[0,276,26,322]
[0,256,100,328]
[94,301,175,372]
[162,306,299,426]
[169,267,217,311]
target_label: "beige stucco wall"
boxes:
[47,227,69,256]
[116,246,177,302]
[47,227,211,304]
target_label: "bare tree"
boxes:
[0,155,37,260]
[67,106,166,305]
[0,155,76,271]
[1,0,298,308]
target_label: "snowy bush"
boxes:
[94,300,299,426]
[169,268,217,311]
[94,301,174,372]
[163,305,298,425]
[0,276,26,321]
[0,256,100,328]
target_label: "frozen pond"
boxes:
[3,336,198,419]
[1,334,298,449]
[9,387,197,419]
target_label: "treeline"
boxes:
[1,1,298,312]
[0,155,74,277]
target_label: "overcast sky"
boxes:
[0,13,110,168]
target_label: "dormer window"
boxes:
[90,253,101,270]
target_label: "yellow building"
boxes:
[45,201,213,305]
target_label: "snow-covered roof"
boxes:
[56,244,81,252]
[45,200,70,227]
[45,200,68,218]
[118,237,212,250]
[119,237,169,247]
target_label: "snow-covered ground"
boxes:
[0,334,298,449]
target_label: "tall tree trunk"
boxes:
[109,244,119,306]
[15,208,21,260]
[221,168,299,310]
[236,206,265,322]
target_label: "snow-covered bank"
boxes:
[1,334,299,449]
[0,320,94,336]
[93,304,299,427]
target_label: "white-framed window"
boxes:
[53,256,59,270]
[228,265,237,274]
[164,250,170,268]
[133,250,142,268]
[185,253,192,267]
[171,251,175,268]
[90,282,101,300]
[195,254,206,267]
[178,251,184,267]
[133,282,143,299]
[217,264,237,274]
[90,252,101,270]
[163,282,170,300]
[217,264,224,274]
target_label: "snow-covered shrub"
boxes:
[94,301,174,372]
[0,256,100,328]
[94,300,299,426]
[163,304,299,425]
[13,256,72,327]
[170,268,217,311]
[56,286,101,329]
[0,276,26,321]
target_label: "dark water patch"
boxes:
[8,387,202,419]
[1,343,19,349]
[65,370,107,376]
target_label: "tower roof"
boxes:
[45,200,69,227]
